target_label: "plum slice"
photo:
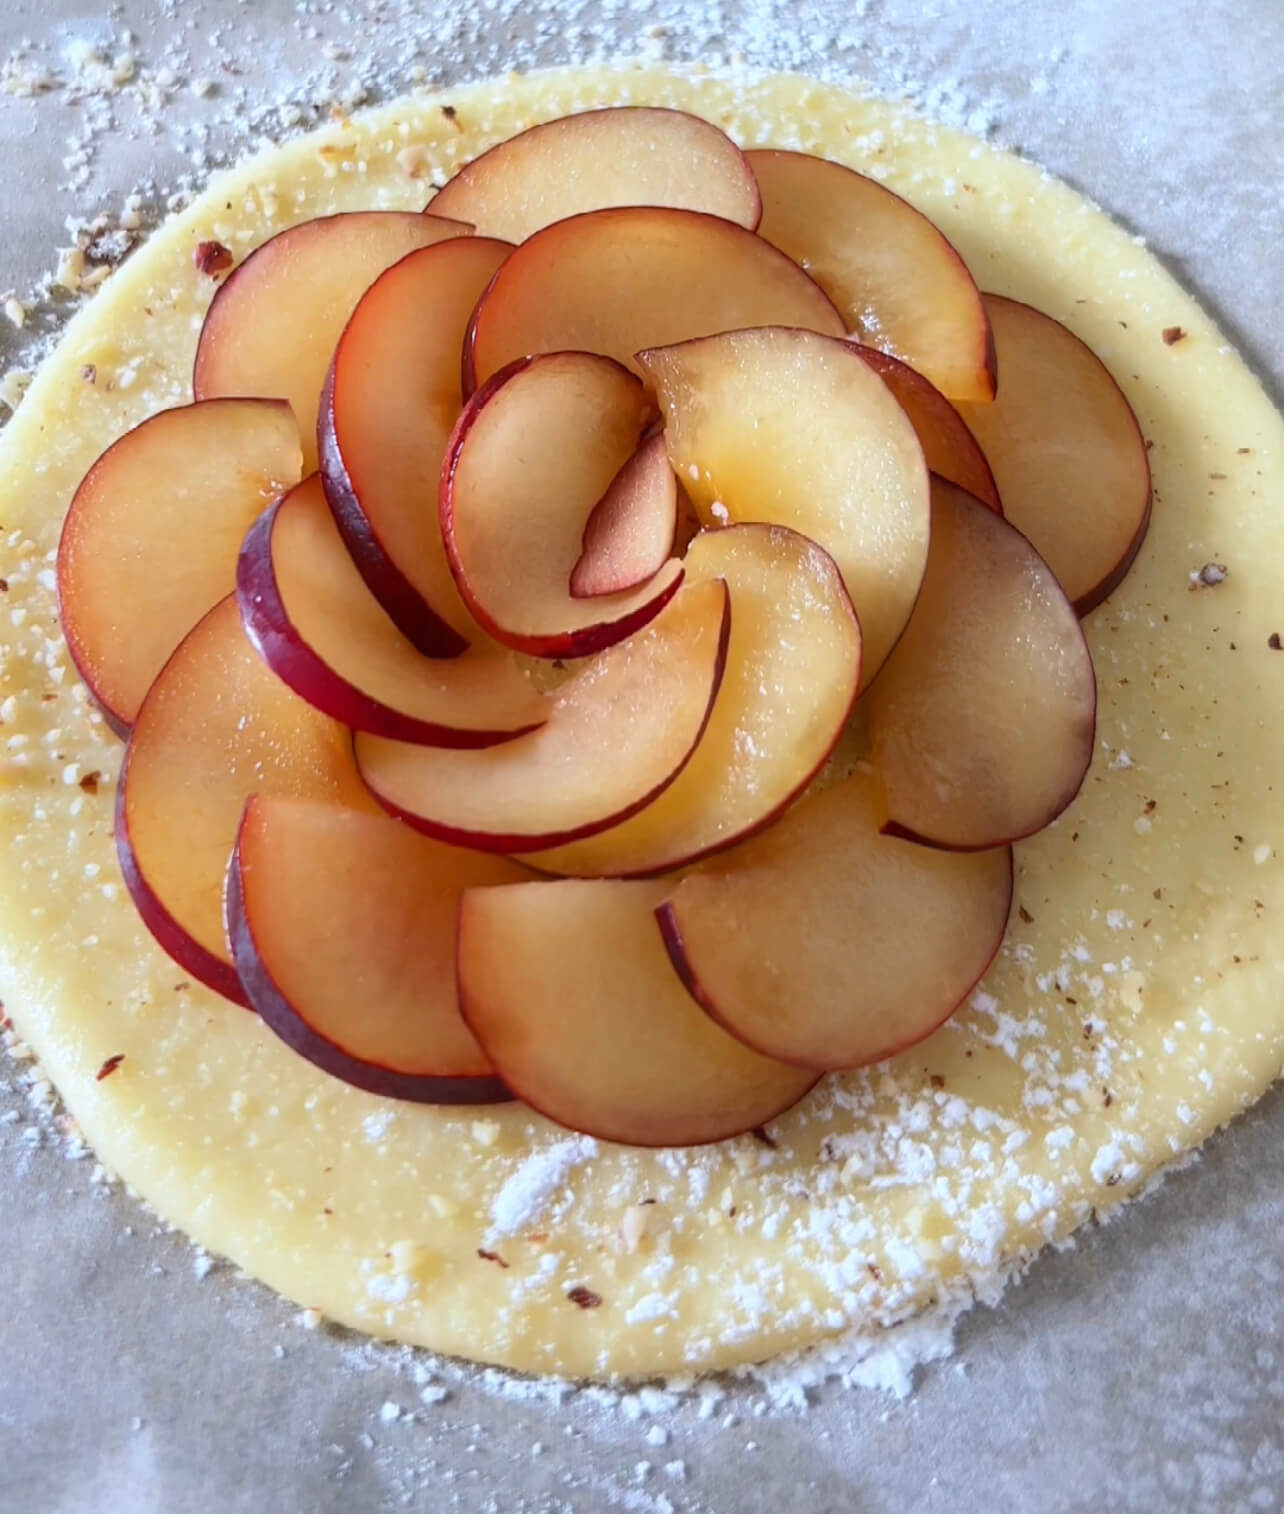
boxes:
[354,578,731,852]
[955,294,1152,614]
[570,434,678,599]
[529,524,861,877]
[229,796,522,1103]
[57,398,301,734]
[440,351,683,657]
[658,773,1013,1071]
[457,878,818,1146]
[319,235,512,656]
[847,345,1001,513]
[117,596,376,1004]
[464,206,845,390]
[427,106,761,240]
[867,477,1097,850]
[193,211,471,470]
[237,476,546,747]
[747,148,996,404]
[639,327,928,685]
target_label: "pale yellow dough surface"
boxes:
[2,66,1282,1380]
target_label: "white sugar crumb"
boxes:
[645,1424,669,1447]
[362,1109,395,1143]
[486,1134,598,1241]
[378,1400,403,1424]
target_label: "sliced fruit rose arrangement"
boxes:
[56,106,1151,1147]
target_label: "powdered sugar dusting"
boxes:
[487,1134,599,1242]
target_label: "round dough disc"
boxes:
[2,67,1281,1378]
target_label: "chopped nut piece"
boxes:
[477,1247,509,1268]
[55,245,88,291]
[1162,325,1186,345]
[96,1053,125,1081]
[79,770,101,794]
[397,144,430,179]
[619,1204,652,1253]
[566,1285,601,1309]
[193,240,234,278]
[1189,562,1227,590]
[1270,633,1282,651]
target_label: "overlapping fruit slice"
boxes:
[747,148,996,403]
[464,206,846,389]
[867,477,1096,850]
[57,398,302,733]
[658,773,1014,1070]
[848,346,1001,512]
[427,106,761,240]
[59,108,1159,1143]
[117,596,377,1003]
[640,327,928,685]
[319,235,512,655]
[237,476,548,746]
[570,433,678,599]
[955,294,1152,613]
[355,578,731,852]
[458,879,818,1146]
[440,351,683,656]
[194,211,472,470]
[229,797,523,1102]
[530,524,861,877]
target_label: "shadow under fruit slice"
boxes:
[319,235,513,656]
[228,796,519,1103]
[237,476,547,747]
[867,477,1097,851]
[116,595,377,1004]
[193,211,472,472]
[57,398,302,735]
[954,293,1152,615]
[354,577,731,853]
[747,147,996,404]
[529,523,861,878]
[657,772,1014,1071]
[440,351,682,657]
[463,205,845,390]
[639,327,928,687]
[457,878,818,1146]
[427,105,762,241]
